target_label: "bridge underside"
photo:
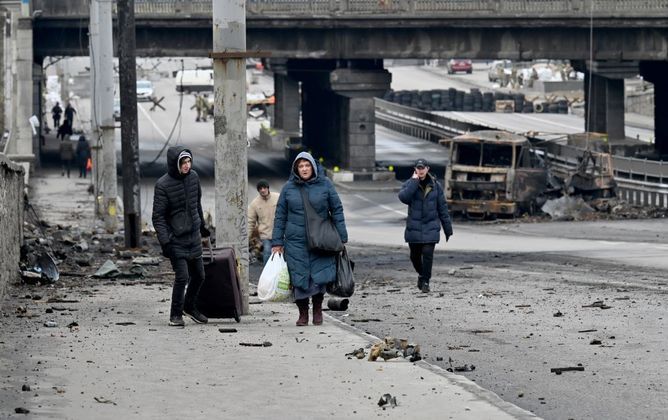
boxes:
[30,19,668,169]
[33,20,668,61]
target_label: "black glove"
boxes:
[161,243,173,259]
[200,225,211,238]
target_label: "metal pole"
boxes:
[89,0,101,216]
[97,0,118,232]
[117,0,141,248]
[213,1,249,314]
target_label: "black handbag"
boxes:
[327,246,355,297]
[299,187,344,254]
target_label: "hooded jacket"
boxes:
[272,152,347,289]
[152,146,205,258]
[398,173,453,243]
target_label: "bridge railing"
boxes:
[31,0,668,18]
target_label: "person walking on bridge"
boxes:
[51,102,62,130]
[271,152,348,326]
[152,146,211,327]
[398,158,453,293]
[248,179,279,265]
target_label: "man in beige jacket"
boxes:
[248,179,279,264]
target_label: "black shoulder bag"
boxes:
[299,187,344,254]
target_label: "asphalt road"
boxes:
[38,61,667,419]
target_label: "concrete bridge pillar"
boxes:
[273,72,300,132]
[14,17,34,161]
[640,61,668,156]
[297,63,391,171]
[585,73,625,141]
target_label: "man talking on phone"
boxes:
[398,158,453,293]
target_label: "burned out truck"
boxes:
[440,130,617,219]
[441,131,547,218]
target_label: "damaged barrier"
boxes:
[0,154,25,307]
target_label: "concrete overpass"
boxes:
[10,0,668,172]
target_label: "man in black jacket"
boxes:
[398,158,453,293]
[152,146,211,326]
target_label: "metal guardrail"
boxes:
[375,98,668,208]
[31,0,668,18]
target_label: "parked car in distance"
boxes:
[136,80,154,101]
[488,60,513,82]
[447,59,473,74]
[113,97,120,121]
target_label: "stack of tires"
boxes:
[383,89,570,114]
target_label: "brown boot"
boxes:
[296,299,309,326]
[312,293,324,326]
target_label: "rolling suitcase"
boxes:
[196,245,242,322]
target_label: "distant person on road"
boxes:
[75,135,91,179]
[192,93,208,122]
[248,179,279,265]
[57,119,73,141]
[152,146,211,327]
[51,102,63,129]
[398,158,453,293]
[64,102,77,126]
[271,151,348,326]
[58,136,74,178]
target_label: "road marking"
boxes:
[137,103,168,140]
[353,194,406,217]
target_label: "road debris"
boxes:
[447,357,476,372]
[551,365,585,375]
[553,310,564,317]
[94,396,116,405]
[239,341,272,347]
[345,348,366,359]
[377,393,398,409]
[582,301,612,310]
[368,336,421,362]
[218,328,238,333]
[326,297,349,311]
[14,407,30,414]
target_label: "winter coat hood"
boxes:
[167,146,193,179]
[291,151,321,184]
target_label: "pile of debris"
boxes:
[360,336,422,362]
[19,218,168,288]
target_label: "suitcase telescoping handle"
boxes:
[205,239,214,264]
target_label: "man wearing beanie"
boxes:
[152,146,211,326]
[248,179,279,265]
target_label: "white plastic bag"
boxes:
[257,253,291,302]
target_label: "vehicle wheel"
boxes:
[448,69,454,75]
[467,69,473,74]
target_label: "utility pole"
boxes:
[88,0,100,216]
[97,0,118,232]
[117,0,141,248]
[212,1,249,314]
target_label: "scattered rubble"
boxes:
[377,393,398,409]
[550,365,585,375]
[239,341,273,347]
[368,336,421,362]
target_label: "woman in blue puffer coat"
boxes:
[272,152,348,326]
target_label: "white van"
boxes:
[174,69,213,93]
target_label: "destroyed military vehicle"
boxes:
[441,130,618,219]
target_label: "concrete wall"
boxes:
[626,91,654,117]
[0,153,24,307]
